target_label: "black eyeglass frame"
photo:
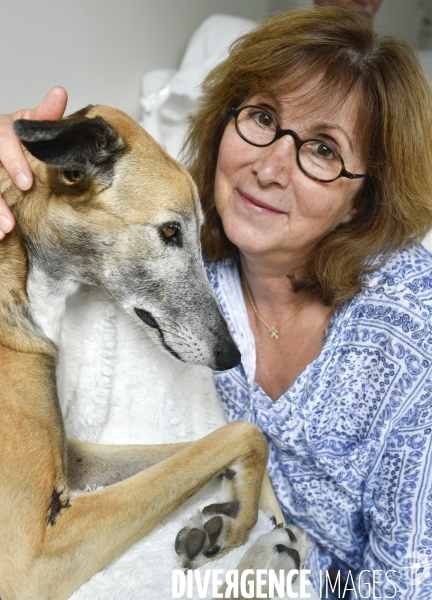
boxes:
[229,106,367,183]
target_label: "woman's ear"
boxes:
[340,204,357,225]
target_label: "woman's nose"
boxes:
[252,136,296,187]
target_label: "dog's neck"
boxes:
[0,232,58,356]
[1,223,77,355]
[0,164,81,347]
[26,264,79,345]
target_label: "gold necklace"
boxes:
[241,271,310,340]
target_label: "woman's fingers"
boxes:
[0,115,33,191]
[23,86,68,121]
[0,195,15,239]
[0,87,67,237]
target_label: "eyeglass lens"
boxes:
[235,106,343,182]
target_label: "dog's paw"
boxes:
[237,523,312,575]
[214,524,313,599]
[175,500,241,568]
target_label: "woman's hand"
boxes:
[0,86,68,239]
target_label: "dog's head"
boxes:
[11,106,240,370]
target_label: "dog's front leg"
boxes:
[259,470,285,525]
[67,438,191,489]
[1,420,267,599]
[67,442,284,525]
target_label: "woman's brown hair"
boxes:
[183,7,432,306]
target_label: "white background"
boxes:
[0,0,427,119]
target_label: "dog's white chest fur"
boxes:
[27,265,79,344]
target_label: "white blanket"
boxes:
[58,284,318,599]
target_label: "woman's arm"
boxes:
[360,404,432,599]
[0,86,68,238]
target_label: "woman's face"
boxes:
[214,90,366,267]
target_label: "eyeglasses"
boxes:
[229,106,367,184]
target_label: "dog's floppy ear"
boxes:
[13,111,127,190]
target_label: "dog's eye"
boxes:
[160,223,181,246]
[161,224,178,238]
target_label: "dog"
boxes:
[0,106,308,599]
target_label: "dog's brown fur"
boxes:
[0,106,283,599]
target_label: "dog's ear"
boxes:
[13,112,127,191]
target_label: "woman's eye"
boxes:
[315,142,336,160]
[252,111,274,128]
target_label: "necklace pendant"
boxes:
[269,327,279,339]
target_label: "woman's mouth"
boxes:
[236,189,286,215]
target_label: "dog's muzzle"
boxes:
[134,307,241,370]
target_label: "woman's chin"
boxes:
[224,226,285,258]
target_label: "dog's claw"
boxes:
[285,526,297,543]
[204,544,220,558]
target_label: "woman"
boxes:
[1,7,432,598]
[183,8,432,598]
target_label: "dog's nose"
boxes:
[214,344,241,371]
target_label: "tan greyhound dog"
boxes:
[0,106,306,599]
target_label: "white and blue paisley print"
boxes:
[206,244,432,599]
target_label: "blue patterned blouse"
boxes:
[206,244,432,599]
